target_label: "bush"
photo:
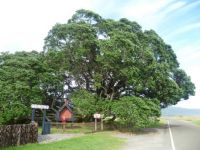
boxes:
[111,96,160,129]
[71,89,160,129]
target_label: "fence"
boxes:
[0,123,38,148]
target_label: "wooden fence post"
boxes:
[101,118,103,131]
[95,118,97,131]
[17,126,21,146]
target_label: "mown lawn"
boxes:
[3,132,125,150]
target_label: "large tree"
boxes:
[0,9,195,127]
[44,9,195,108]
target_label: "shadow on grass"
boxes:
[39,121,180,136]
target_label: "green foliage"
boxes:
[40,50,67,104]
[42,9,195,128]
[111,96,160,128]
[44,9,195,107]
[0,51,51,124]
[71,90,97,120]
[71,89,160,128]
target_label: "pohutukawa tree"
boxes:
[44,9,195,105]
[43,10,195,127]
[0,9,192,127]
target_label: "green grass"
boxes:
[166,116,200,126]
[192,120,200,126]
[51,126,92,134]
[38,123,94,134]
[170,116,200,122]
[3,132,125,150]
[169,116,200,126]
[146,118,167,128]
[159,118,167,125]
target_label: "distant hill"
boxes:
[161,107,200,116]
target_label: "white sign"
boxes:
[31,104,49,109]
[93,113,101,119]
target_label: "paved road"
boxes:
[169,119,200,150]
[121,119,200,150]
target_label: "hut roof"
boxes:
[59,102,73,113]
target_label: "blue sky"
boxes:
[0,0,199,108]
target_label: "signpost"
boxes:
[31,104,49,110]
[93,113,104,131]
[31,104,50,135]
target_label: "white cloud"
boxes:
[166,22,200,40]
[161,1,186,14]
[120,0,177,29]
[122,0,174,17]
[0,0,93,52]
[1,0,198,52]
[157,1,186,22]
[176,96,200,109]
[175,44,200,108]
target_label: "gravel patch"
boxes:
[38,133,83,143]
[114,127,171,150]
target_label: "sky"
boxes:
[0,0,199,108]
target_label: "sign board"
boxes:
[93,113,101,119]
[93,113,104,131]
[31,104,49,109]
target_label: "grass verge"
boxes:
[166,116,200,126]
[192,120,200,126]
[38,122,95,134]
[147,118,167,128]
[3,132,125,150]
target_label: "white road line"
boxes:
[168,120,176,150]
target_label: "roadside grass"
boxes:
[38,118,169,135]
[159,118,167,124]
[38,122,94,134]
[158,118,167,126]
[147,118,167,128]
[3,132,125,150]
[191,120,200,126]
[170,116,200,121]
[167,116,200,126]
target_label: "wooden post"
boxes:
[95,118,97,131]
[42,109,46,135]
[31,108,35,123]
[62,121,66,130]
[17,126,21,146]
[101,118,103,131]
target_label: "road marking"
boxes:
[168,120,176,150]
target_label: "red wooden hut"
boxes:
[59,99,73,122]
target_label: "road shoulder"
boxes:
[114,125,171,150]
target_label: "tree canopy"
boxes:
[0,51,45,124]
[44,9,195,107]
